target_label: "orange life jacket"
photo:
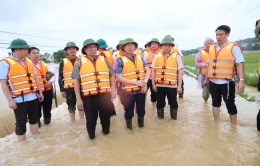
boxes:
[99,50,113,66]
[3,57,38,97]
[63,58,77,89]
[200,49,210,76]
[34,60,51,92]
[208,43,238,80]
[172,46,179,54]
[120,54,145,92]
[154,52,178,85]
[79,56,111,96]
[257,56,260,76]
[146,47,161,69]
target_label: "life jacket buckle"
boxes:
[43,81,46,84]
[28,80,33,83]
[96,79,100,83]
[213,73,217,76]
[136,70,140,74]
[30,86,34,90]
[161,72,165,75]
[213,59,217,63]
[162,66,166,69]
[94,72,99,75]
[137,77,140,80]
[161,78,164,81]
[27,73,31,77]
[41,75,45,78]
[96,87,101,90]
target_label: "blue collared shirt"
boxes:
[0,55,38,103]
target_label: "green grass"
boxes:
[183,52,259,87]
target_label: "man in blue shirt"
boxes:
[0,39,44,142]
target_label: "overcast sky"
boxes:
[0,0,259,57]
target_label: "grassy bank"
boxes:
[183,52,259,87]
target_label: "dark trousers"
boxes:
[147,79,157,102]
[38,90,53,119]
[65,90,76,113]
[14,99,39,135]
[156,87,178,109]
[124,93,146,119]
[209,81,237,115]
[83,93,115,133]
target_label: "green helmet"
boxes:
[8,38,29,49]
[160,36,175,46]
[165,35,174,41]
[64,42,79,51]
[81,39,99,54]
[116,40,124,50]
[148,38,160,46]
[96,39,108,49]
[122,38,138,51]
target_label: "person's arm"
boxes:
[177,55,184,87]
[233,45,245,93]
[0,61,13,102]
[72,61,82,102]
[142,57,150,83]
[195,52,207,68]
[143,53,148,63]
[151,55,157,85]
[58,60,65,92]
[104,59,116,92]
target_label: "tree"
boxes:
[53,50,67,63]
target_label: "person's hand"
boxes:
[77,99,84,112]
[61,92,66,98]
[236,80,244,93]
[141,85,147,94]
[44,81,52,89]
[111,90,117,101]
[8,99,17,110]
[152,84,157,92]
[203,79,208,86]
[135,80,146,87]
[177,85,182,94]
[39,92,44,102]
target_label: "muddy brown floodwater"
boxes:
[0,74,260,166]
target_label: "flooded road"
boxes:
[0,75,260,166]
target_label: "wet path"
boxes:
[0,75,259,166]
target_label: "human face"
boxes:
[84,44,98,57]
[15,48,28,58]
[123,43,136,54]
[161,44,173,54]
[216,30,229,45]
[117,45,123,51]
[150,42,159,51]
[66,47,77,59]
[204,40,214,50]
[29,49,40,62]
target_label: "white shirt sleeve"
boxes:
[176,55,184,70]
[232,46,245,63]
[151,54,158,68]
[177,47,183,56]
[143,53,149,63]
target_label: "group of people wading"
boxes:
[0,25,259,142]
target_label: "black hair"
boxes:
[28,47,40,54]
[215,25,231,34]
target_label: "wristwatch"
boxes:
[240,78,244,81]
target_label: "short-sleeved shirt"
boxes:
[0,55,38,103]
[151,53,184,88]
[72,55,114,80]
[116,54,147,94]
[208,41,245,84]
